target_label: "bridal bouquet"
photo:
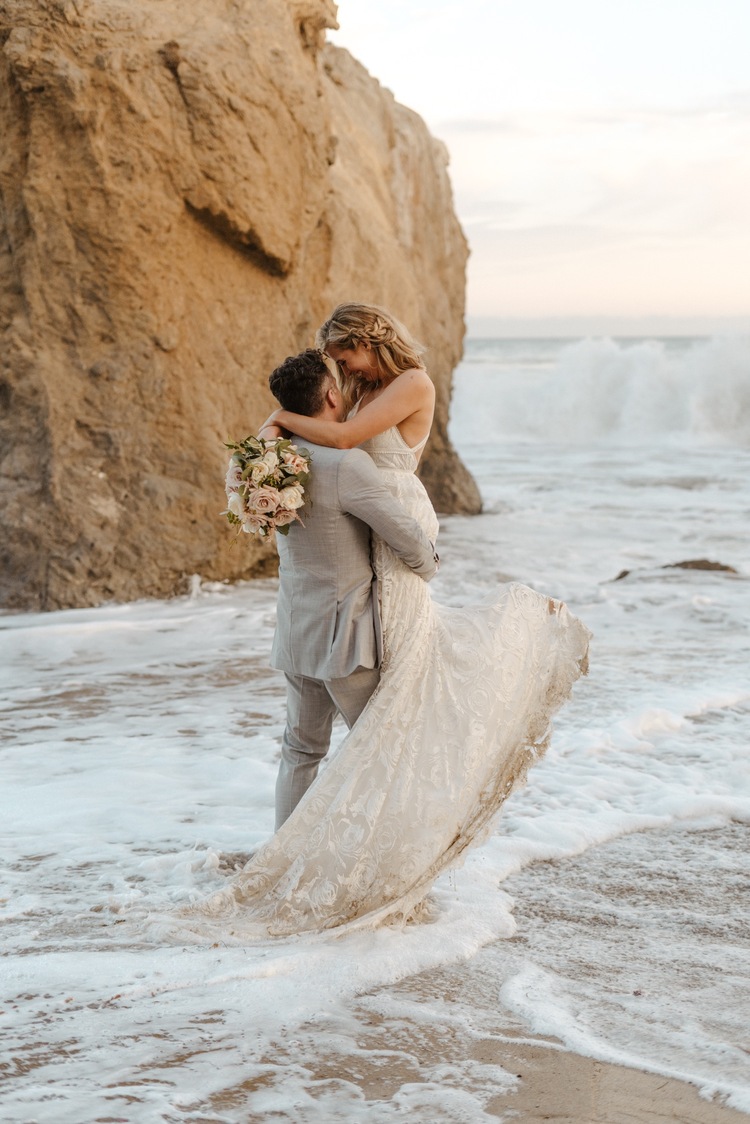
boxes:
[223,435,311,537]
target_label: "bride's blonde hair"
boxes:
[315,303,425,408]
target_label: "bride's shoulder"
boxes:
[392,367,434,399]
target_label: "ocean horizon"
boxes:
[465,315,750,339]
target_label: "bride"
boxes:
[181,304,590,940]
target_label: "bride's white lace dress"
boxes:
[175,427,590,939]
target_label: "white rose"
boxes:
[225,461,243,490]
[278,483,305,511]
[227,492,245,518]
[241,513,265,533]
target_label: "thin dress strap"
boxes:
[408,432,430,454]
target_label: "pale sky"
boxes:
[329,1,750,327]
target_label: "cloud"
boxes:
[439,101,750,239]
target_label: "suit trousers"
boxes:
[275,666,380,830]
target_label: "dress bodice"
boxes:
[358,426,429,474]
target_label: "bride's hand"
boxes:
[258,410,290,440]
[259,409,283,432]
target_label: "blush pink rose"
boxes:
[245,485,280,513]
[282,451,308,474]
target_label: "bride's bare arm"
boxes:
[266,369,435,448]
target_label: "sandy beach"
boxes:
[318,1035,749,1123]
[483,1046,748,1123]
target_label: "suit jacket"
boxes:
[271,442,437,680]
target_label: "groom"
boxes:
[267,349,438,829]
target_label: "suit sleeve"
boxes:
[336,450,438,581]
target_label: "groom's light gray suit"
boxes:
[271,440,437,828]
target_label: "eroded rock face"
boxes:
[0,0,479,610]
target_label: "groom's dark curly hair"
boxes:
[269,348,333,417]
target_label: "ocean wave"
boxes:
[452,336,750,446]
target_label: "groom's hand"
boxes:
[430,543,440,575]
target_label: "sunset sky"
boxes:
[330,1,750,332]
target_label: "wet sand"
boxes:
[278,1021,749,1123]
[474,1039,748,1123]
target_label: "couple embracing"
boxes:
[184,303,590,941]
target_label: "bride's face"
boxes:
[327,343,380,382]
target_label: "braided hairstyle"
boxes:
[315,303,426,409]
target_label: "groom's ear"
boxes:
[324,382,340,408]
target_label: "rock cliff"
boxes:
[0,0,480,610]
